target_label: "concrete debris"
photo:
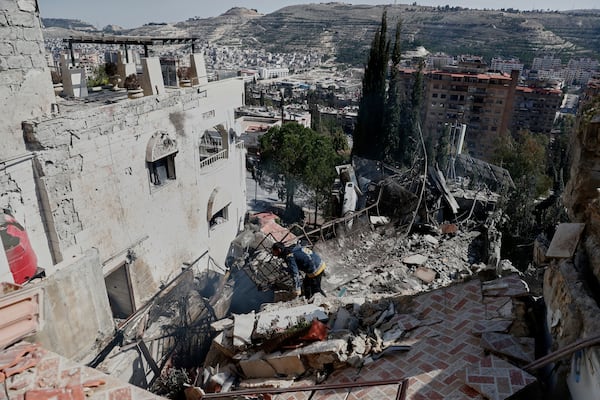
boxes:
[413,266,436,283]
[233,311,255,349]
[369,216,390,226]
[402,254,428,265]
[210,318,233,332]
[193,274,539,399]
[254,304,328,338]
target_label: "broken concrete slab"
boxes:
[239,351,278,379]
[369,216,390,226]
[210,318,233,332]
[414,266,436,283]
[463,355,536,400]
[403,254,428,265]
[264,352,306,377]
[546,223,585,258]
[287,339,348,370]
[254,304,328,338]
[480,332,535,364]
[483,275,529,297]
[211,328,235,358]
[423,234,439,245]
[332,307,352,331]
[233,311,255,349]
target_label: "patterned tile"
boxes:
[471,319,512,336]
[480,333,535,363]
[463,355,536,400]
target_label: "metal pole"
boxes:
[201,379,407,399]
[69,41,75,67]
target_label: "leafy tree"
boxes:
[494,130,562,268]
[259,122,342,221]
[353,11,389,160]
[494,130,551,196]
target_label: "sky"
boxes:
[37,0,598,29]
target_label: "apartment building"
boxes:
[422,69,519,160]
[512,86,563,134]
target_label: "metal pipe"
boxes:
[201,379,406,399]
[525,334,600,371]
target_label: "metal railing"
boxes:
[235,140,245,149]
[199,148,228,169]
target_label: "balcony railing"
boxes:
[199,149,228,169]
[235,140,245,149]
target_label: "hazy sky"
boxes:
[38,0,598,29]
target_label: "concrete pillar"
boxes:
[60,54,88,98]
[190,53,208,86]
[117,50,137,88]
[140,57,165,96]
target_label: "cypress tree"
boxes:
[353,11,389,160]
[383,20,403,163]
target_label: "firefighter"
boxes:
[272,242,326,299]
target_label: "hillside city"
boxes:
[2,2,600,400]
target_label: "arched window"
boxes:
[146,131,178,186]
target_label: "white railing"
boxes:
[235,140,245,149]
[199,148,228,169]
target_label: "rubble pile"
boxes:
[187,274,539,399]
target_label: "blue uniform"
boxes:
[284,245,326,296]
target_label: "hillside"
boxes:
[237,4,600,65]
[42,5,600,66]
[42,18,96,31]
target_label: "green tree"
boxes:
[87,64,109,87]
[383,20,404,163]
[494,130,551,196]
[353,11,389,160]
[259,122,342,221]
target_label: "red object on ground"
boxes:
[1,213,38,284]
[299,318,328,342]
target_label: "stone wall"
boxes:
[546,98,600,397]
[29,249,114,361]
[0,0,54,158]
[27,79,246,307]
[0,0,60,269]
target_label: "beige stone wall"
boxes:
[0,0,54,158]
[0,0,60,269]
[29,249,114,361]
[27,79,246,306]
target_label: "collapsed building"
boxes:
[2,1,600,400]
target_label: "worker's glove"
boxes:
[294,289,301,297]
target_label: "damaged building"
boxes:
[1,0,246,387]
[2,1,600,400]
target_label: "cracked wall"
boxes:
[28,80,247,308]
[0,0,58,269]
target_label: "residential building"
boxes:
[490,57,524,77]
[532,55,562,71]
[512,86,563,134]
[1,0,246,382]
[421,69,519,160]
[258,67,289,80]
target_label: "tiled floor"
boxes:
[274,275,536,400]
[1,276,535,400]
[0,343,162,400]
